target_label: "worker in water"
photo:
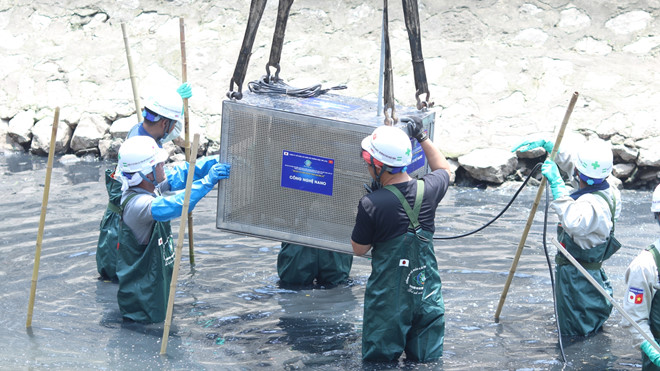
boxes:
[622,184,660,370]
[113,135,230,323]
[351,118,452,362]
[514,137,622,336]
[277,243,353,287]
[97,83,216,282]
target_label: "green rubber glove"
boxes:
[541,159,568,200]
[177,82,193,99]
[641,340,660,367]
[512,138,554,153]
[642,340,660,367]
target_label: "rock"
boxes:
[612,163,635,179]
[0,118,24,153]
[29,117,72,155]
[458,148,518,184]
[636,137,660,167]
[70,113,109,152]
[109,116,138,139]
[98,137,123,160]
[612,144,638,162]
[7,110,35,145]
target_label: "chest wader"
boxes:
[96,169,122,281]
[277,243,353,286]
[643,244,660,370]
[116,194,175,323]
[362,181,444,362]
[555,191,621,336]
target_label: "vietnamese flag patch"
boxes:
[627,287,644,304]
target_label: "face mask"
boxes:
[160,120,183,144]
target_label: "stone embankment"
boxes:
[1,1,658,188]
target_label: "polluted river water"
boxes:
[0,152,656,370]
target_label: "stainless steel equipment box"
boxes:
[216,91,435,254]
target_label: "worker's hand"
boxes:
[397,116,428,143]
[512,138,554,153]
[541,159,568,200]
[177,82,193,99]
[205,163,231,184]
[194,156,219,178]
[642,340,660,367]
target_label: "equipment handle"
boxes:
[494,92,579,322]
[26,107,59,328]
[121,24,141,124]
[161,134,200,354]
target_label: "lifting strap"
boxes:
[227,0,268,100]
[402,0,432,110]
[382,0,396,125]
[265,0,295,83]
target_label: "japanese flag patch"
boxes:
[627,287,644,304]
[399,259,409,267]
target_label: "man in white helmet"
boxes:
[351,118,452,362]
[514,136,622,336]
[97,83,220,282]
[127,83,192,146]
[622,184,660,370]
[113,135,230,323]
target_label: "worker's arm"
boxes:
[351,240,371,256]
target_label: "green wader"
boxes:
[362,181,444,362]
[554,191,621,336]
[96,169,122,281]
[643,244,660,371]
[116,194,175,323]
[277,243,353,286]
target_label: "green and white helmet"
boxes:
[575,139,613,181]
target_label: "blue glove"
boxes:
[151,163,230,221]
[165,156,220,191]
[177,82,193,99]
[512,138,554,153]
[541,159,568,200]
[642,340,660,367]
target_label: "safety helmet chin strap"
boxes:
[137,164,160,188]
[368,155,386,188]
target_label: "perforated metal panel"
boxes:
[216,92,435,254]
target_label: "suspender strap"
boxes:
[384,180,424,233]
[107,202,122,215]
[647,244,660,280]
[120,193,138,214]
[594,191,617,231]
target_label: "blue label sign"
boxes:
[407,138,426,173]
[281,150,335,196]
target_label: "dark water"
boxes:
[0,152,654,370]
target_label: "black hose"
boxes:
[433,162,542,240]
[247,78,347,98]
[542,181,567,362]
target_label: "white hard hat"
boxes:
[117,135,169,175]
[361,126,412,167]
[143,89,183,124]
[575,139,613,180]
[652,184,660,213]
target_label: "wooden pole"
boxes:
[160,134,200,355]
[26,107,59,328]
[179,17,196,267]
[121,23,142,124]
[494,92,579,322]
[551,238,660,353]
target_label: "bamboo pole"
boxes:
[179,17,196,267]
[494,92,579,322]
[26,107,60,328]
[121,23,141,124]
[160,134,200,355]
[551,238,660,353]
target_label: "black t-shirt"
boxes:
[351,169,450,245]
